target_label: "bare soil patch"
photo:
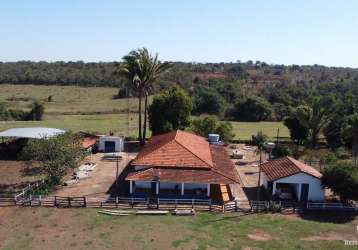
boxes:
[247,229,274,241]
[301,231,358,241]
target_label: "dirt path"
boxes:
[54,152,136,200]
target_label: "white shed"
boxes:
[98,136,124,152]
[260,157,325,202]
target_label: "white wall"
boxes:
[98,136,124,152]
[260,173,268,188]
[273,173,325,201]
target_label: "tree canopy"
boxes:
[148,86,192,135]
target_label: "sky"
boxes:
[0,0,357,67]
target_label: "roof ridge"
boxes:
[174,131,213,167]
[286,156,307,173]
[173,139,213,167]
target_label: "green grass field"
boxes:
[0,84,289,139]
[0,208,356,250]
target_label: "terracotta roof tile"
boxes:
[132,130,213,168]
[128,130,240,184]
[261,156,322,182]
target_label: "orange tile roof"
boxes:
[82,137,98,149]
[260,156,322,182]
[128,131,240,184]
[132,130,213,168]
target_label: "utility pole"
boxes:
[256,146,262,211]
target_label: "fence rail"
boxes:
[1,194,358,214]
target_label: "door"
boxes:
[104,141,116,152]
[300,184,309,202]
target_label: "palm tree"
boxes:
[118,48,172,145]
[296,97,335,149]
[252,131,268,204]
[343,113,358,166]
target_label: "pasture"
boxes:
[0,84,289,139]
[0,207,356,250]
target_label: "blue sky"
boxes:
[0,0,357,67]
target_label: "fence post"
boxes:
[131,197,134,208]
[175,199,177,209]
[83,197,86,207]
[209,199,212,211]
[116,197,119,208]
[68,197,71,207]
[157,198,159,209]
[235,200,238,212]
[54,196,57,207]
[39,195,42,206]
[192,199,194,209]
[147,198,149,208]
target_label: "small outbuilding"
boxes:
[260,156,325,202]
[98,136,124,152]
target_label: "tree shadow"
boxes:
[243,186,268,201]
[297,211,357,224]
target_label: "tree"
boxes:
[321,162,358,202]
[148,86,192,135]
[323,115,344,151]
[271,144,291,159]
[191,116,234,143]
[118,48,172,145]
[234,96,272,121]
[27,101,45,121]
[252,131,268,203]
[342,113,358,166]
[193,88,226,116]
[284,113,308,146]
[21,132,85,184]
[295,97,336,149]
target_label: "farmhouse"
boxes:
[126,130,239,201]
[260,156,325,202]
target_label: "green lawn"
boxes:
[0,208,356,250]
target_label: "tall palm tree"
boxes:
[252,131,268,204]
[118,48,172,145]
[343,113,358,166]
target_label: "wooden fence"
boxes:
[1,194,358,214]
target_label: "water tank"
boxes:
[208,134,220,143]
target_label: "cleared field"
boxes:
[0,84,142,114]
[0,207,356,249]
[0,84,288,139]
[0,114,286,139]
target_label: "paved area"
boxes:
[54,152,137,200]
[228,144,269,202]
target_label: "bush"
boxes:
[271,144,291,159]
[191,116,235,142]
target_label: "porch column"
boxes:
[298,183,302,201]
[207,184,210,196]
[181,183,184,195]
[156,182,159,195]
[129,180,133,194]
[272,182,277,196]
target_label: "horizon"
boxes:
[1,1,358,67]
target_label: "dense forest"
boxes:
[0,60,357,122]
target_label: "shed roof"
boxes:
[260,156,322,182]
[0,127,65,139]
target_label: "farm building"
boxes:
[260,157,325,202]
[126,130,240,201]
[98,136,124,152]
